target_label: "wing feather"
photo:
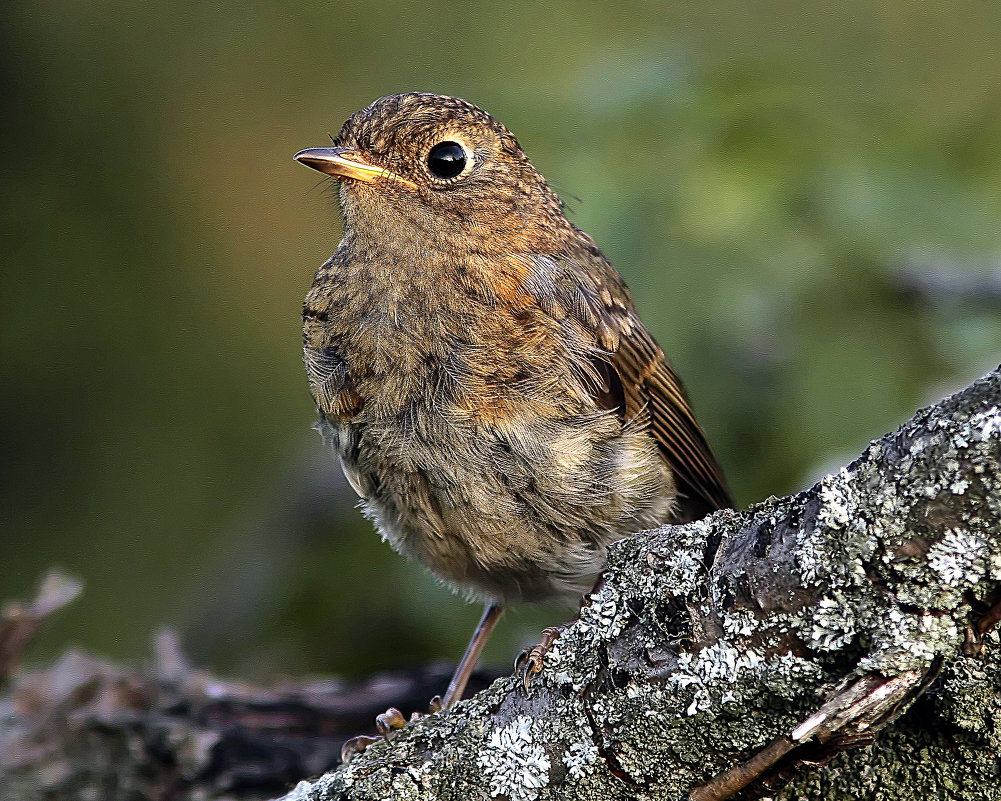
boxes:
[528,251,734,519]
[611,323,734,518]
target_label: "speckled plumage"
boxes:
[299,93,732,608]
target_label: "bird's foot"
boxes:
[514,624,568,693]
[340,696,444,762]
[340,734,380,762]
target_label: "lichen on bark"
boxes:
[282,366,1001,801]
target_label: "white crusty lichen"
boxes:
[406,760,436,788]
[928,528,990,589]
[797,468,876,587]
[970,404,1001,441]
[533,633,591,691]
[478,715,551,801]
[562,740,599,780]
[817,468,855,528]
[722,608,757,638]
[671,641,765,716]
[859,607,960,673]
[808,593,859,651]
[282,779,316,800]
[578,583,630,641]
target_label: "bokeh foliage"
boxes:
[3,0,1000,678]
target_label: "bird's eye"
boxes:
[427,141,467,179]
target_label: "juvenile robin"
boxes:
[294,93,733,742]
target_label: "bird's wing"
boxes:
[608,320,734,518]
[523,251,734,519]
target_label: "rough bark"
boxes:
[2,366,999,801]
[282,365,1001,801]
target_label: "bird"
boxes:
[294,92,733,747]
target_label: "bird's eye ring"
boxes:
[427,141,468,180]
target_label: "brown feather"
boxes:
[552,247,735,520]
[607,326,734,519]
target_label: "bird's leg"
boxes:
[340,602,505,762]
[441,602,505,708]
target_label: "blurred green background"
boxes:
[3,0,1000,681]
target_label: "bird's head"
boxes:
[295,93,572,256]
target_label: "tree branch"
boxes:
[282,365,1001,801]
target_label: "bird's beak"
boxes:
[293,146,416,189]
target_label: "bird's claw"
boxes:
[514,648,545,693]
[375,706,408,737]
[340,734,381,763]
[514,625,566,695]
[342,697,445,763]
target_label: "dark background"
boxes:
[3,0,1000,680]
